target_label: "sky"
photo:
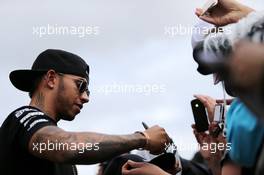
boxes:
[1,0,263,174]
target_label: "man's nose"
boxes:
[80,91,89,103]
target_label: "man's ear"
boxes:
[45,70,57,89]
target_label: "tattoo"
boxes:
[29,126,77,162]
[70,132,146,164]
[29,126,146,164]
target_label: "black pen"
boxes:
[142,122,149,130]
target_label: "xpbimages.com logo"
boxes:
[165,142,232,154]
[32,140,100,154]
[32,24,100,38]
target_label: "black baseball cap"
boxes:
[9,49,90,92]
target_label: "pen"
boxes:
[142,122,149,130]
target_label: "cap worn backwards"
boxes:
[9,49,90,92]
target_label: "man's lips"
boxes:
[75,104,83,110]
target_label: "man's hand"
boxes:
[194,94,217,123]
[192,124,225,175]
[143,125,170,155]
[195,0,254,26]
[122,160,170,175]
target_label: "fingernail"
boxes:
[127,160,134,164]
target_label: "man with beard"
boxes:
[0,49,170,175]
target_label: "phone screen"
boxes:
[191,99,209,132]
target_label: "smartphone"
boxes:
[201,0,218,16]
[191,99,209,132]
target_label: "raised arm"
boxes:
[28,125,169,164]
[196,0,254,26]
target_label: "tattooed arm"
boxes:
[28,125,169,164]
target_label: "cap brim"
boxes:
[9,70,46,92]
